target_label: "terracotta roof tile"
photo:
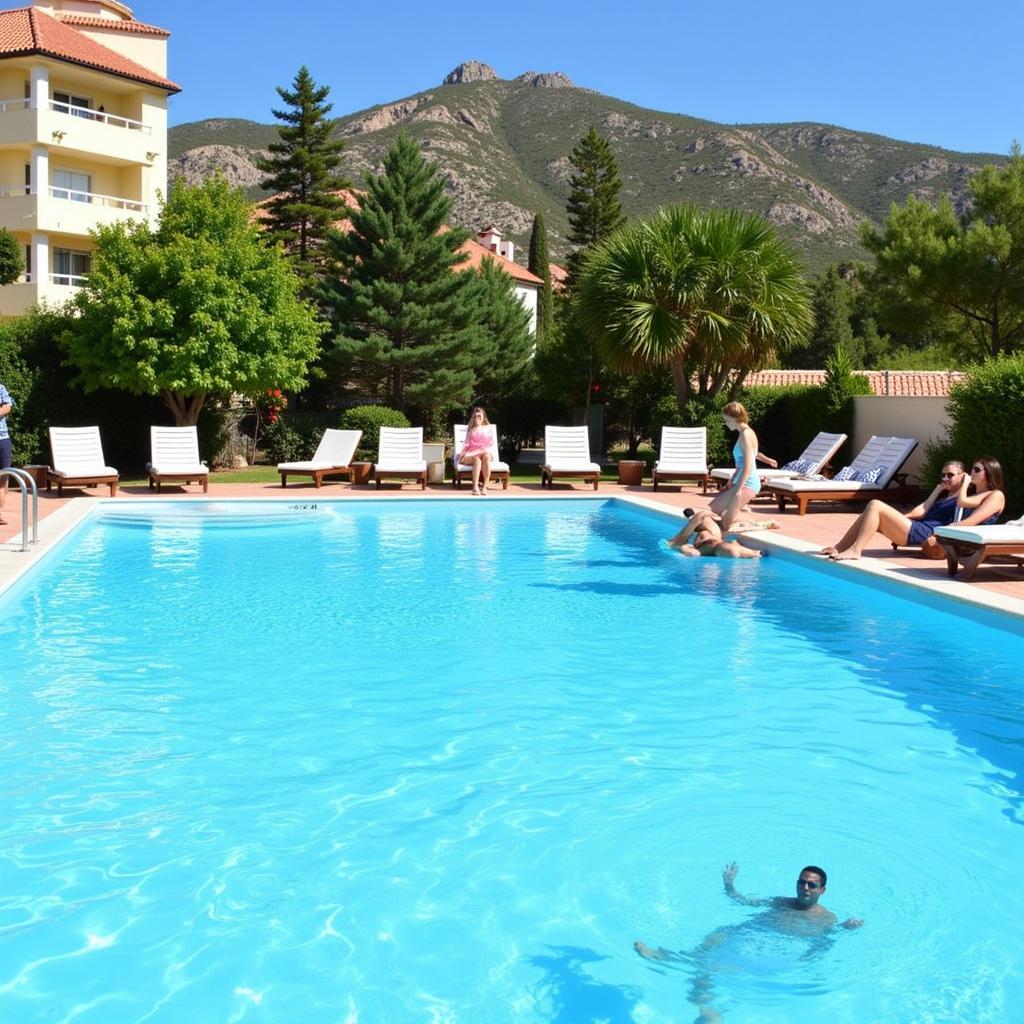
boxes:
[742,369,966,397]
[0,7,179,93]
[458,238,542,285]
[53,13,169,37]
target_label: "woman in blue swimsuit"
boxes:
[818,456,1005,561]
[709,401,765,531]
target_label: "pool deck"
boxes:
[3,477,1024,619]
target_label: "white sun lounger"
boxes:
[540,426,601,490]
[934,516,1024,580]
[709,430,847,487]
[764,435,918,515]
[148,426,209,492]
[374,426,426,489]
[452,423,510,490]
[278,428,362,488]
[652,427,709,491]
[47,426,119,497]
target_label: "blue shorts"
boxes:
[0,437,11,470]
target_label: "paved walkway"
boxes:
[3,477,1023,615]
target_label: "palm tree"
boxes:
[575,205,812,416]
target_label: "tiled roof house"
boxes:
[743,369,966,397]
[0,0,178,316]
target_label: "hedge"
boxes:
[924,355,1024,515]
[339,405,411,462]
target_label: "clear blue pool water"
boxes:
[0,498,1021,1023]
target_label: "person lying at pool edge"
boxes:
[666,508,777,559]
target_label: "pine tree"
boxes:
[565,127,626,282]
[474,256,534,405]
[527,212,554,344]
[257,66,350,293]
[322,133,488,413]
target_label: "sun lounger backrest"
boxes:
[151,426,201,465]
[311,428,361,465]
[874,436,918,487]
[545,426,591,463]
[847,435,893,475]
[50,426,106,471]
[378,426,423,462]
[798,431,847,472]
[453,424,501,465]
[659,426,707,467]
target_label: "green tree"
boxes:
[65,175,323,426]
[322,133,488,413]
[566,126,626,282]
[256,66,350,293]
[0,228,23,285]
[474,256,534,406]
[862,145,1024,360]
[784,265,853,367]
[527,212,553,344]
[576,204,812,417]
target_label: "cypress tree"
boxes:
[527,212,554,344]
[565,127,626,282]
[474,257,534,404]
[322,133,488,413]
[257,66,350,294]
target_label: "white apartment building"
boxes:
[0,0,178,316]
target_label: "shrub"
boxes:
[924,355,1024,514]
[260,411,337,464]
[339,405,410,461]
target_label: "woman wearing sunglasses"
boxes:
[818,456,1004,561]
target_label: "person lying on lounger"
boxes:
[666,507,775,559]
[817,457,1005,561]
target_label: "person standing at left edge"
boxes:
[0,380,14,525]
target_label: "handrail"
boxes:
[0,97,30,113]
[49,273,88,288]
[48,100,151,134]
[48,186,146,213]
[0,468,39,552]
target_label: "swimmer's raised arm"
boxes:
[722,862,770,907]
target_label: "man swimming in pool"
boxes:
[634,865,862,1022]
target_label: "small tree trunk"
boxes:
[160,390,207,426]
[669,353,691,418]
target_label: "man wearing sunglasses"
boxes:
[722,862,862,928]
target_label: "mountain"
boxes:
[168,62,1005,274]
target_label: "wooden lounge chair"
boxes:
[148,426,209,493]
[652,427,709,491]
[934,518,1024,580]
[764,435,917,515]
[47,426,119,497]
[540,426,601,490]
[452,423,510,490]
[278,428,362,488]
[709,430,847,488]
[374,427,427,489]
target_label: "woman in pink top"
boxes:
[459,407,494,495]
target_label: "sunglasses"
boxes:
[796,879,822,890]
[940,472,958,479]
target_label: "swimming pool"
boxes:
[1,498,1021,1023]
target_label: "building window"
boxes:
[24,245,31,281]
[53,170,91,203]
[53,248,91,286]
[53,91,92,118]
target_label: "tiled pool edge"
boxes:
[3,493,1023,626]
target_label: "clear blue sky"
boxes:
[134,0,1020,155]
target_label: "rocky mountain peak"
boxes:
[443,61,500,85]
[515,70,574,88]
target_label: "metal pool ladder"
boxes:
[1,468,40,552]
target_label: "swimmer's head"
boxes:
[796,866,827,905]
[683,507,696,518]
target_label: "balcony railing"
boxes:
[49,273,88,287]
[0,97,30,113]
[49,186,146,214]
[48,100,151,134]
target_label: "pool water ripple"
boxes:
[0,499,1021,1022]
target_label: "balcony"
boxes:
[0,98,155,165]
[0,274,83,318]
[0,184,147,237]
